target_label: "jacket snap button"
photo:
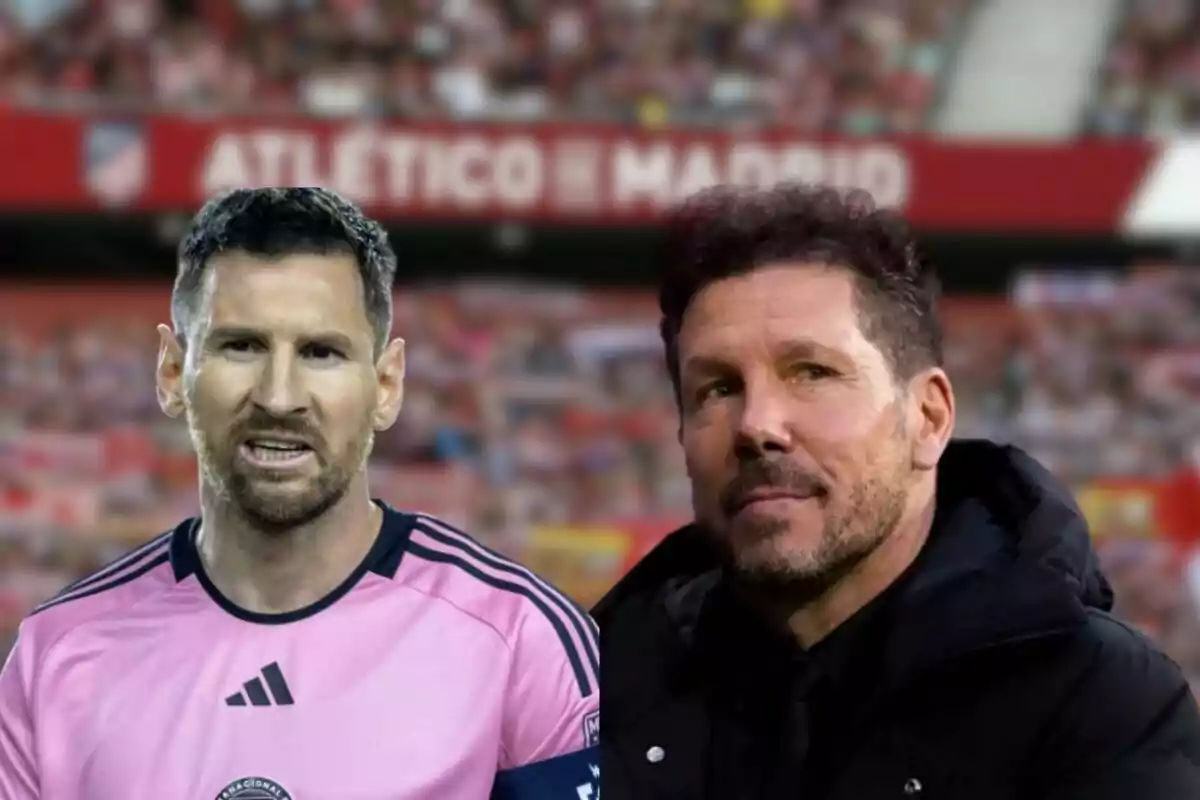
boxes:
[646,746,665,763]
[903,778,923,795]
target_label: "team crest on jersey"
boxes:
[214,776,293,800]
[583,710,600,746]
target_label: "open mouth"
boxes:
[240,439,315,468]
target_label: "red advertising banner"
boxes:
[0,110,1179,232]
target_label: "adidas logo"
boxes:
[225,662,294,707]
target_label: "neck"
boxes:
[196,477,381,615]
[786,479,936,649]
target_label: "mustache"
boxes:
[719,458,827,517]
[233,411,323,449]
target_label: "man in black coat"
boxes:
[594,184,1200,799]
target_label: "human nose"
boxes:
[250,348,308,417]
[733,379,794,459]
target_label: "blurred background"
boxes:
[3,0,1200,698]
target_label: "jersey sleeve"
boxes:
[0,629,41,799]
[489,603,600,800]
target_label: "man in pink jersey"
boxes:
[0,188,599,800]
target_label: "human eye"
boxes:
[302,342,346,361]
[787,362,837,381]
[219,338,262,355]
[693,378,737,406]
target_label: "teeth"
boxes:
[248,444,308,462]
[250,441,304,451]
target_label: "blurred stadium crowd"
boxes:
[1089,0,1200,136]
[11,0,1200,136]
[0,0,972,130]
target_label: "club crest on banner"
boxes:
[82,121,147,207]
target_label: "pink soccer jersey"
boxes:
[0,504,600,800]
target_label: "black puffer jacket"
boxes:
[595,440,1200,799]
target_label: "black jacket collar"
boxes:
[595,439,1114,691]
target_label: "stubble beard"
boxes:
[193,424,375,534]
[714,467,910,609]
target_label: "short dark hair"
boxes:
[173,187,397,351]
[658,183,943,401]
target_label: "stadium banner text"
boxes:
[3,111,1198,234]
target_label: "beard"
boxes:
[706,452,910,609]
[191,411,374,534]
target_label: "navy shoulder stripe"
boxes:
[32,550,171,617]
[405,541,595,698]
[411,517,599,682]
[50,531,172,598]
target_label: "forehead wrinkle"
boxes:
[200,255,372,345]
[691,266,873,347]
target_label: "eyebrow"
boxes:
[206,326,359,352]
[775,339,840,364]
[681,338,844,378]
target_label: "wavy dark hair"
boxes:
[658,182,943,402]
